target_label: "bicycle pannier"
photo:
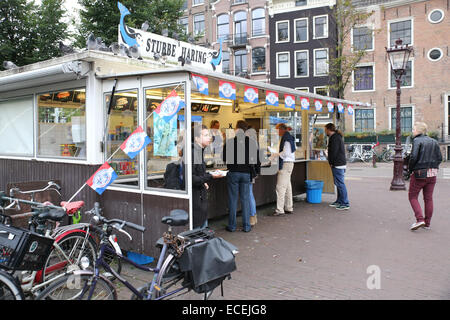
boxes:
[178,237,237,294]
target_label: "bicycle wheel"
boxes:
[36,272,116,300]
[154,253,190,300]
[42,231,97,284]
[0,271,24,300]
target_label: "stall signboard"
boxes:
[219,81,236,100]
[244,86,259,104]
[337,103,345,113]
[327,101,334,113]
[118,2,222,72]
[300,97,310,110]
[314,99,323,112]
[284,94,295,109]
[266,91,279,107]
[192,74,209,95]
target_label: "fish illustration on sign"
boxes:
[209,38,223,71]
[118,2,138,47]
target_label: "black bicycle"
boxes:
[36,203,238,300]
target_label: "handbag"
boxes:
[413,169,427,179]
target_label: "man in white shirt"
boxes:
[271,124,296,216]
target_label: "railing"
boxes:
[232,32,248,46]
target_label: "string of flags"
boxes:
[192,73,361,115]
[86,89,183,195]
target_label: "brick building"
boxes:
[180,0,270,82]
[342,0,450,157]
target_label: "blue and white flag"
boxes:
[219,81,236,100]
[327,101,334,113]
[86,162,118,195]
[120,126,151,159]
[266,91,279,107]
[244,86,258,104]
[192,74,209,95]
[284,94,295,109]
[155,90,185,123]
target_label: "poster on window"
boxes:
[312,125,327,150]
[153,112,178,157]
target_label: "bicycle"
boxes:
[36,203,238,300]
[0,188,97,299]
[0,269,24,300]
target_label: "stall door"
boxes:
[307,160,334,194]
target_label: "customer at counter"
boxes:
[223,120,260,233]
[271,123,296,216]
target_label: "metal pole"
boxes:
[390,77,406,190]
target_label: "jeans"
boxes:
[227,171,251,232]
[408,175,437,226]
[249,183,256,217]
[332,167,349,206]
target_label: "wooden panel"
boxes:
[307,160,335,194]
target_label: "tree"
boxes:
[75,0,187,49]
[0,0,37,67]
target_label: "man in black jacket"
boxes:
[325,123,350,210]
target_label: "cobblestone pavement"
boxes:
[116,163,450,300]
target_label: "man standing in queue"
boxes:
[325,123,350,210]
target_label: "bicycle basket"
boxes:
[0,224,54,271]
[178,237,237,294]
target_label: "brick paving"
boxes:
[116,163,450,300]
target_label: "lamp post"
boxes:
[386,39,413,191]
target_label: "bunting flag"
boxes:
[192,74,209,95]
[327,101,334,113]
[348,104,354,115]
[120,126,152,159]
[266,91,279,106]
[284,94,296,109]
[300,97,310,110]
[314,99,323,112]
[86,162,118,195]
[244,86,259,104]
[219,81,236,100]
[154,90,186,123]
[337,103,345,113]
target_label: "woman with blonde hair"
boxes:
[408,122,442,231]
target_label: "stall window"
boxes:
[145,84,187,192]
[267,111,303,157]
[0,97,34,156]
[104,90,139,187]
[37,89,86,159]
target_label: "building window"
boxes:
[179,17,188,34]
[314,86,329,96]
[145,84,187,192]
[222,51,230,74]
[428,48,443,61]
[276,52,290,78]
[0,97,34,156]
[354,65,374,91]
[181,0,187,10]
[313,15,328,39]
[38,89,86,159]
[296,0,307,6]
[252,8,265,37]
[314,48,328,76]
[234,0,246,3]
[389,19,412,46]
[391,106,413,132]
[295,50,308,77]
[295,87,309,92]
[252,47,265,73]
[193,0,204,5]
[276,21,289,42]
[428,9,444,24]
[234,11,247,44]
[217,14,229,41]
[295,18,308,42]
[353,26,373,51]
[354,109,375,132]
[194,14,205,35]
[390,60,413,88]
[235,49,248,76]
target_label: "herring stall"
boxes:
[0,44,369,257]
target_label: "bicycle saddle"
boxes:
[161,209,189,227]
[37,207,66,222]
[61,201,85,215]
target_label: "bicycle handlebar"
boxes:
[0,194,63,211]
[86,202,146,233]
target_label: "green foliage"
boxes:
[75,0,187,48]
[0,0,70,69]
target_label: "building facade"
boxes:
[342,0,450,153]
[180,0,270,82]
[268,0,337,96]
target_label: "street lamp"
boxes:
[386,39,413,191]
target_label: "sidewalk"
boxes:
[116,167,450,300]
